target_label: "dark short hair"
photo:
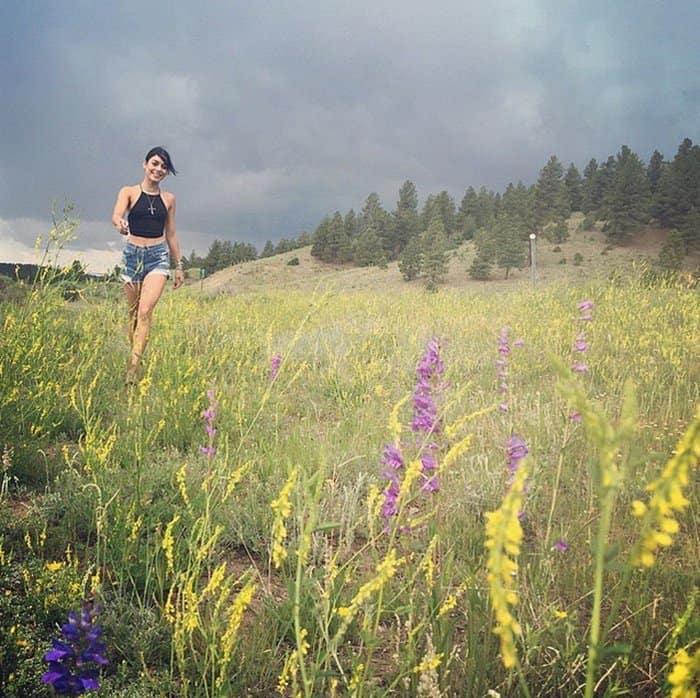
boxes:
[145,146,177,175]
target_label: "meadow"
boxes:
[0,244,698,696]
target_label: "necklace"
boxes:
[142,187,160,215]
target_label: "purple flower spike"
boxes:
[42,600,107,694]
[513,338,525,347]
[572,361,588,374]
[553,538,569,553]
[506,435,528,474]
[269,352,282,381]
[568,411,582,423]
[577,300,594,311]
[199,390,218,458]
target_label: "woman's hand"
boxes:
[173,268,185,289]
[117,217,130,235]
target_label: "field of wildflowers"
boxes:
[0,255,698,696]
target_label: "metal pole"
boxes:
[529,234,536,288]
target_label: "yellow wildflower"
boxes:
[271,468,297,569]
[631,407,699,568]
[216,578,256,688]
[337,548,403,623]
[484,464,528,670]
[668,646,700,698]
[162,515,180,573]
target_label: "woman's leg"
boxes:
[127,273,168,380]
[123,282,140,351]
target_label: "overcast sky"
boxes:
[1,0,698,271]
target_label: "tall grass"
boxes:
[0,257,698,696]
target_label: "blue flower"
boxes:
[42,600,107,695]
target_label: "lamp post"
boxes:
[529,233,537,288]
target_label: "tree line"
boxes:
[309,137,700,286]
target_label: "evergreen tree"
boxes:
[474,187,496,229]
[493,215,527,279]
[533,155,569,227]
[311,217,332,261]
[260,240,275,258]
[457,187,479,238]
[468,253,492,280]
[392,180,421,255]
[353,224,386,267]
[327,211,352,262]
[501,181,534,235]
[344,209,358,240]
[647,149,665,194]
[596,155,617,218]
[359,193,393,257]
[420,216,449,291]
[398,236,422,281]
[653,138,700,229]
[605,145,650,242]
[433,191,458,238]
[473,227,497,264]
[680,206,700,253]
[657,229,686,271]
[565,163,583,212]
[581,158,601,213]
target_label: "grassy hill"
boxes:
[200,215,694,295]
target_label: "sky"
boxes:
[0,0,698,272]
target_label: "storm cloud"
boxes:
[1,0,698,270]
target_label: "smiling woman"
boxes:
[111,146,185,384]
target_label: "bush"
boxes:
[286,257,300,266]
[582,214,596,231]
[573,253,584,266]
[552,246,562,253]
[559,258,567,264]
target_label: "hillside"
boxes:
[199,216,689,295]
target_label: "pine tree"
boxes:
[327,212,352,262]
[581,158,600,213]
[680,206,700,253]
[565,163,583,212]
[311,217,332,261]
[420,217,449,291]
[653,138,700,228]
[468,253,492,280]
[605,145,650,242]
[494,215,527,279]
[657,229,686,270]
[501,181,534,235]
[647,149,665,194]
[398,236,422,281]
[393,180,421,256]
[596,155,617,218]
[353,224,386,267]
[261,240,275,258]
[457,187,479,238]
[360,193,393,258]
[533,155,569,227]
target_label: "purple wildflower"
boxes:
[42,600,107,695]
[269,352,282,381]
[505,435,528,475]
[381,338,446,528]
[200,390,218,458]
[572,361,589,374]
[569,411,582,423]
[577,300,594,311]
[513,338,525,347]
[553,538,569,553]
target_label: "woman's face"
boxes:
[143,155,169,183]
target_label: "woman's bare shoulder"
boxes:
[161,190,176,207]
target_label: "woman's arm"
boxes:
[164,193,184,288]
[112,186,132,235]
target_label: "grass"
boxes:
[0,231,698,696]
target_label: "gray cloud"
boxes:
[1,0,698,269]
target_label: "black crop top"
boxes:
[127,190,168,238]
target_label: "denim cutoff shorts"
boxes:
[120,241,170,283]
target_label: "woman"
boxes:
[112,146,184,383]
